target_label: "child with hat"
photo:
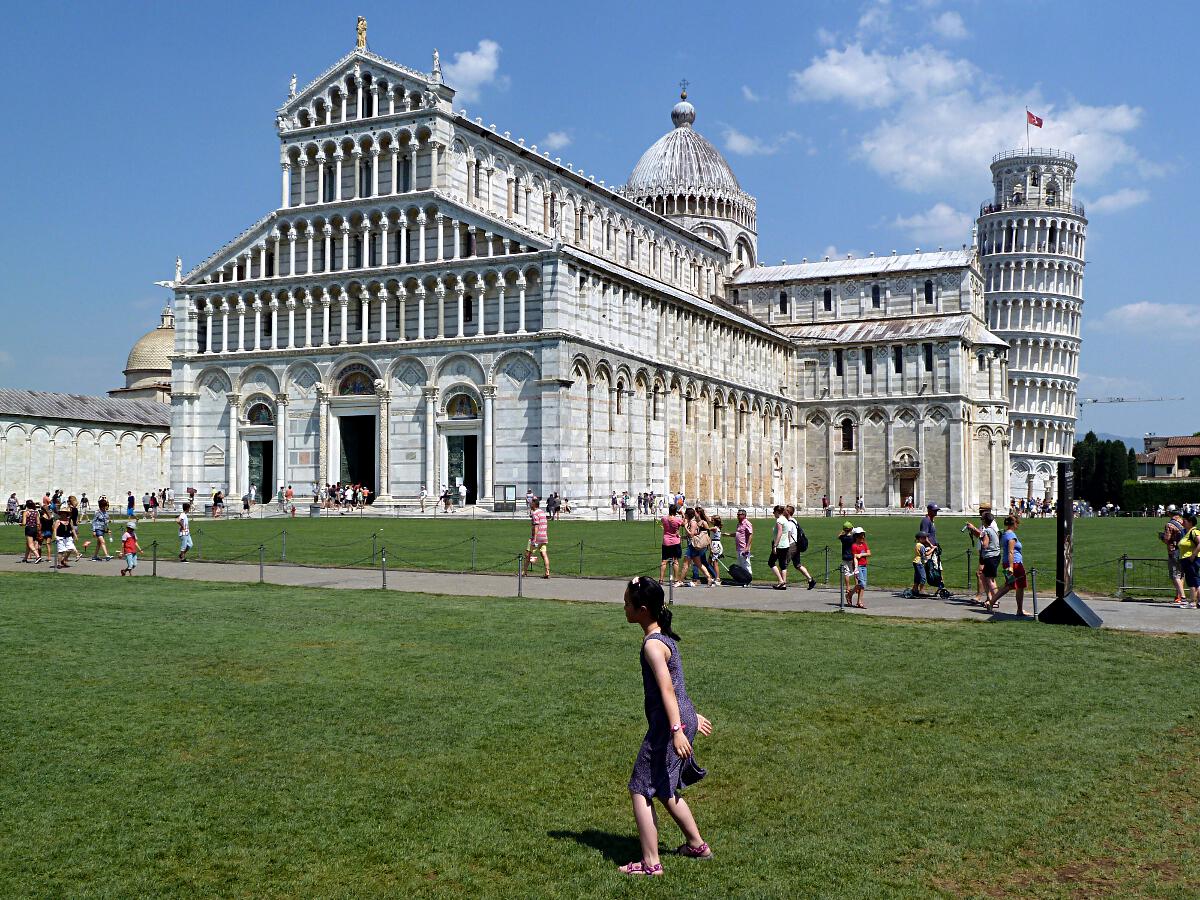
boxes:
[119,520,141,576]
[850,526,870,608]
[837,521,857,606]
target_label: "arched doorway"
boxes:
[441,391,481,504]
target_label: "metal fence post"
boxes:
[152,540,158,577]
[381,547,387,590]
[371,533,377,564]
[258,545,265,583]
[965,548,972,590]
[1030,567,1039,619]
[194,526,201,560]
[281,530,287,562]
[517,553,524,597]
[823,545,830,585]
[579,539,585,575]
[1118,554,1126,599]
[668,577,675,606]
[471,535,477,571]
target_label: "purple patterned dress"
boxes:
[628,632,698,800]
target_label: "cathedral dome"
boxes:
[626,92,741,195]
[125,307,175,375]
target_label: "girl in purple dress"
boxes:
[618,576,714,876]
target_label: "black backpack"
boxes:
[795,526,809,553]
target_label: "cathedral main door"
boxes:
[337,415,376,496]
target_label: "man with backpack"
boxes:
[785,505,817,590]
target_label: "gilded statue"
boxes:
[356,16,367,50]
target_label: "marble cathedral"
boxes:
[169,24,1022,510]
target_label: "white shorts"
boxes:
[56,537,76,554]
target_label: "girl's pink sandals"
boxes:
[674,842,713,859]
[617,860,664,876]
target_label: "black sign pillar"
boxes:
[1039,461,1103,626]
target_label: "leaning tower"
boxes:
[976,149,1085,502]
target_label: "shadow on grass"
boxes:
[548,828,641,864]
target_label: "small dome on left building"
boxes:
[108,307,174,404]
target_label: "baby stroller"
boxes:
[902,544,953,599]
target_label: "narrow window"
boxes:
[616,386,624,415]
[778,291,789,314]
[732,289,739,304]
[893,345,903,374]
[834,349,844,376]
[823,288,832,311]
[840,418,854,452]
[924,279,934,304]
[923,343,934,372]
[465,293,474,322]
[978,355,986,371]
[513,180,521,214]
[353,236,363,268]
[872,284,881,308]
[864,349,874,375]
[1038,438,1045,453]
[266,253,275,277]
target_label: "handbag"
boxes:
[689,529,711,551]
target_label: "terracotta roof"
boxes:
[0,389,170,429]
[1166,436,1200,447]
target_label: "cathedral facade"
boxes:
[169,34,1013,510]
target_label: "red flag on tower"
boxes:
[1027,110,1043,128]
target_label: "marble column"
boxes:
[320,295,331,347]
[303,295,313,348]
[275,394,288,494]
[339,298,349,345]
[221,303,229,353]
[281,162,291,208]
[516,277,527,333]
[226,392,241,495]
[269,300,279,350]
[456,288,465,337]
[423,386,438,493]
[436,284,446,339]
[496,283,506,335]
[378,289,389,343]
[203,304,213,353]
[481,384,496,502]
[376,383,391,500]
[317,387,330,486]
[252,300,262,351]
[360,295,370,344]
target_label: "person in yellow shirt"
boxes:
[912,532,932,597]
[1178,512,1200,609]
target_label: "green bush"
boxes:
[1120,480,1200,510]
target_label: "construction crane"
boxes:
[1079,396,1183,406]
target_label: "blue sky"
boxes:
[1,0,1194,444]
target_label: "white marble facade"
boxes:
[169,39,1013,510]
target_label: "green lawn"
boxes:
[0,573,1196,897]
[2,513,1170,597]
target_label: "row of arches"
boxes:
[987,296,1081,337]
[627,189,757,231]
[983,259,1083,297]
[1005,337,1081,378]
[190,265,543,354]
[978,214,1085,260]
[286,68,437,131]
[282,127,437,207]
[0,423,170,501]
[200,202,539,285]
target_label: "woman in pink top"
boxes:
[659,504,685,587]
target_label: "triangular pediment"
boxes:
[280,48,451,117]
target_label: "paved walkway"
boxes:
[3,556,1197,635]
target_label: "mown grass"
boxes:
[2,513,1169,596]
[0,572,1197,897]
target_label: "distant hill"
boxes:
[1093,432,1143,450]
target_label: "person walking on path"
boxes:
[919,503,939,549]
[966,504,1001,609]
[785,505,817,590]
[659,504,684,587]
[53,507,77,569]
[849,526,870,608]
[420,485,428,513]
[525,497,550,578]
[126,491,136,520]
[457,482,467,508]
[148,491,158,521]
[682,508,714,587]
[837,520,857,606]
[1159,510,1189,607]
[618,576,714,877]
[20,500,41,563]
[85,497,113,560]
[734,509,753,578]
[769,505,792,590]
[119,520,140,576]
[38,500,55,561]
[1177,512,1200,609]
[177,503,193,563]
[990,515,1029,615]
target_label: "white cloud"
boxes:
[444,39,504,103]
[1093,301,1198,336]
[930,10,968,40]
[540,131,571,151]
[815,27,837,47]
[857,0,893,35]
[720,127,803,157]
[741,85,761,103]
[1089,187,1149,213]
[789,43,975,109]
[892,202,972,245]
[1078,371,1146,396]
[790,40,1154,197]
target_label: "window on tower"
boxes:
[778,291,789,315]
[840,419,854,452]
[924,280,934,304]
[823,287,832,311]
[834,349,844,376]
[872,284,881,308]
[864,349,874,375]
[893,345,903,374]
[923,343,934,372]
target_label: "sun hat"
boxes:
[851,526,865,535]
[127,520,137,528]
[843,520,853,530]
